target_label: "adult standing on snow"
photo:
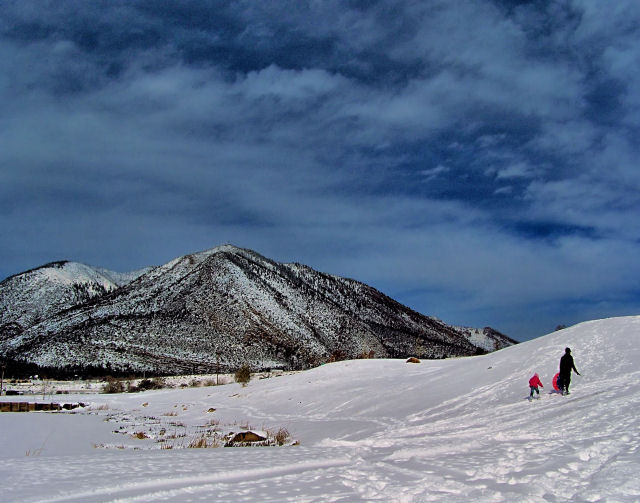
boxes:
[559,347,580,395]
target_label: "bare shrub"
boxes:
[327,350,347,363]
[129,377,166,393]
[103,378,125,394]
[152,377,167,388]
[139,378,164,391]
[273,427,291,446]
[234,365,251,386]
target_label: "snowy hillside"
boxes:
[1,316,639,502]
[1,245,515,374]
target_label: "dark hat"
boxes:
[565,347,571,353]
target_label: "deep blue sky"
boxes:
[2,1,639,341]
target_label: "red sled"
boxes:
[552,372,563,391]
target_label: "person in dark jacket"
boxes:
[559,347,580,395]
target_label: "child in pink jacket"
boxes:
[529,373,544,399]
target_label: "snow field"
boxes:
[1,316,639,502]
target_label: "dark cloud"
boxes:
[1,0,639,340]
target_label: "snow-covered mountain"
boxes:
[0,261,149,338]
[0,245,515,374]
[452,325,516,352]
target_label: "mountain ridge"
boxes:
[0,245,516,375]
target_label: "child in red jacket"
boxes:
[529,373,544,399]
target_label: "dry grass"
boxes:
[88,403,110,411]
[273,427,291,446]
[188,435,220,449]
[261,427,292,446]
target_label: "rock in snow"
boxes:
[0,245,515,374]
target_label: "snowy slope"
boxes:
[0,315,639,502]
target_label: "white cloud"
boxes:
[494,186,513,195]
[420,165,450,181]
[240,65,347,100]
[495,162,535,180]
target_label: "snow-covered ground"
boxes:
[1,316,639,502]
